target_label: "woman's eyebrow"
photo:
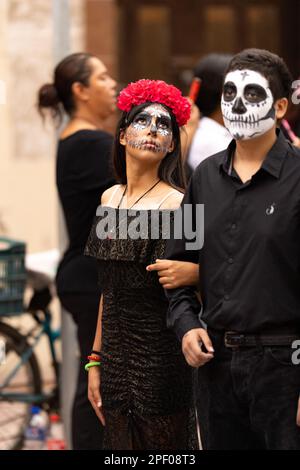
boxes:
[158,115,172,123]
[135,112,150,118]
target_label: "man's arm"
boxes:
[164,173,214,367]
[165,175,203,340]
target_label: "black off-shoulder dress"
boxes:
[85,208,196,450]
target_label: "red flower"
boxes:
[117,79,191,127]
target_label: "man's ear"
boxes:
[274,97,289,120]
[119,129,126,146]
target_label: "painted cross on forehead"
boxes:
[221,69,276,140]
[131,104,173,137]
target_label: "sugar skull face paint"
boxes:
[125,104,174,154]
[132,104,173,136]
[221,69,276,140]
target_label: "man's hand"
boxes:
[146,259,199,289]
[297,395,300,426]
[182,328,214,368]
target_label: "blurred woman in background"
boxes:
[38,52,117,449]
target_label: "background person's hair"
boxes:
[113,102,186,191]
[194,53,233,117]
[225,48,293,101]
[37,52,93,124]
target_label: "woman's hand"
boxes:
[146,259,199,289]
[87,366,105,426]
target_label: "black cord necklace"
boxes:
[117,179,161,209]
[106,180,161,239]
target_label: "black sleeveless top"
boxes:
[56,130,114,299]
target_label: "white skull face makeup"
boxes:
[125,104,173,154]
[221,69,275,141]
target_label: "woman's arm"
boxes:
[87,295,105,425]
[92,295,103,352]
[146,259,199,289]
[149,190,199,288]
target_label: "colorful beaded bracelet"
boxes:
[84,361,101,371]
[87,355,101,361]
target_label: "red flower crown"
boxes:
[117,79,191,127]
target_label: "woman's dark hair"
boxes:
[37,52,94,123]
[225,48,293,101]
[113,102,186,191]
[194,53,233,116]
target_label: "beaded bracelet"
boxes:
[85,361,101,372]
[87,355,101,361]
[91,350,101,356]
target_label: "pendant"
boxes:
[106,228,115,240]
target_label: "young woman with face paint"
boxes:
[84,80,199,450]
[166,48,300,450]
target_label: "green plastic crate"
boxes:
[0,237,26,316]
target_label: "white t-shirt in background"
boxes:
[188,116,232,170]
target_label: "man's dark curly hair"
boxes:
[225,48,293,101]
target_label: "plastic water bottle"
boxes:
[46,413,66,450]
[24,405,48,450]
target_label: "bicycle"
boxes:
[0,237,60,450]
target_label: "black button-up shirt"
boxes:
[166,130,300,340]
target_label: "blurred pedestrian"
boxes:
[38,52,117,449]
[188,53,232,170]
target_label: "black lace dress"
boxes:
[85,208,195,450]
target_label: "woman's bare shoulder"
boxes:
[159,188,184,210]
[101,184,122,206]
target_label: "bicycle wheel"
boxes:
[0,321,42,450]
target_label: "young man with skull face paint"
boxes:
[165,49,300,449]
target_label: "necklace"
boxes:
[117,179,161,209]
[106,179,161,239]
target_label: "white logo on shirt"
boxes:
[266,203,276,215]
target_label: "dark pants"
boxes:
[197,330,300,450]
[60,294,103,450]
